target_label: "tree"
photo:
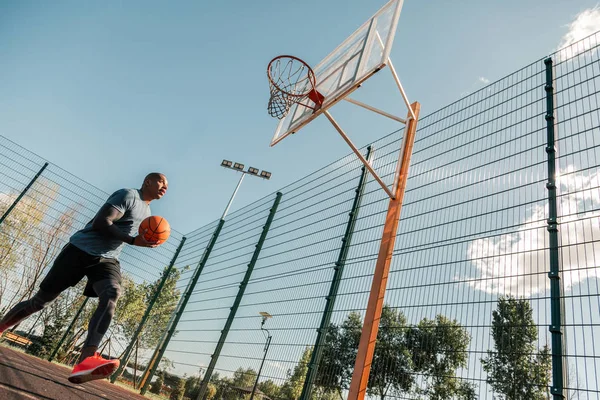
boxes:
[312,308,475,399]
[112,275,147,344]
[148,357,176,395]
[314,312,362,398]
[15,208,77,304]
[407,315,475,399]
[213,376,233,400]
[170,376,185,400]
[313,323,343,398]
[112,266,184,357]
[481,296,551,400]
[232,367,258,388]
[141,265,185,348]
[206,372,229,400]
[204,383,217,400]
[184,375,201,399]
[258,379,281,399]
[206,368,259,400]
[27,284,88,359]
[281,346,312,400]
[26,311,70,358]
[0,181,59,311]
[150,371,164,395]
[367,306,414,400]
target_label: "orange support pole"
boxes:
[348,101,420,400]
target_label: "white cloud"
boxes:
[466,166,600,296]
[459,77,490,99]
[556,6,600,61]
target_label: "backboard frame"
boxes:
[270,0,406,147]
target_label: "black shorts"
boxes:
[39,243,122,298]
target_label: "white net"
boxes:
[267,56,315,119]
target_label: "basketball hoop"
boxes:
[267,55,323,119]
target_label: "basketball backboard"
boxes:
[270,0,405,147]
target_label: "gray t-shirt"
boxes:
[70,188,151,259]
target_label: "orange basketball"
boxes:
[139,216,171,244]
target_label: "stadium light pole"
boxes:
[191,161,273,400]
[250,312,273,400]
[220,160,271,219]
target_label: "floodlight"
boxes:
[259,311,272,319]
[219,160,272,220]
[260,171,272,180]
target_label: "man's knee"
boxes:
[89,281,121,337]
[96,281,122,308]
[30,290,60,312]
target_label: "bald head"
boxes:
[143,172,165,184]
[140,173,168,202]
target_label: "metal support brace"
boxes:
[324,111,394,199]
[343,97,406,123]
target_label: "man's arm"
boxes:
[92,203,133,243]
[91,204,157,247]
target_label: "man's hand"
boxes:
[132,229,162,248]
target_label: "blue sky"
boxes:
[0,0,597,234]
[2,1,600,396]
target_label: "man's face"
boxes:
[146,175,168,200]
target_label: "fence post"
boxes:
[196,192,283,400]
[300,147,373,400]
[544,57,566,400]
[111,236,187,383]
[0,162,49,227]
[48,296,89,362]
[139,219,225,395]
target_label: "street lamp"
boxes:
[220,160,271,220]
[250,312,273,400]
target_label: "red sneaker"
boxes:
[67,353,120,384]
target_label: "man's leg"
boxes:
[68,278,122,384]
[1,244,83,334]
[78,279,121,363]
[0,290,60,333]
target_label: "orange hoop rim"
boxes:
[267,55,317,99]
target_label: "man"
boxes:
[0,172,168,384]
